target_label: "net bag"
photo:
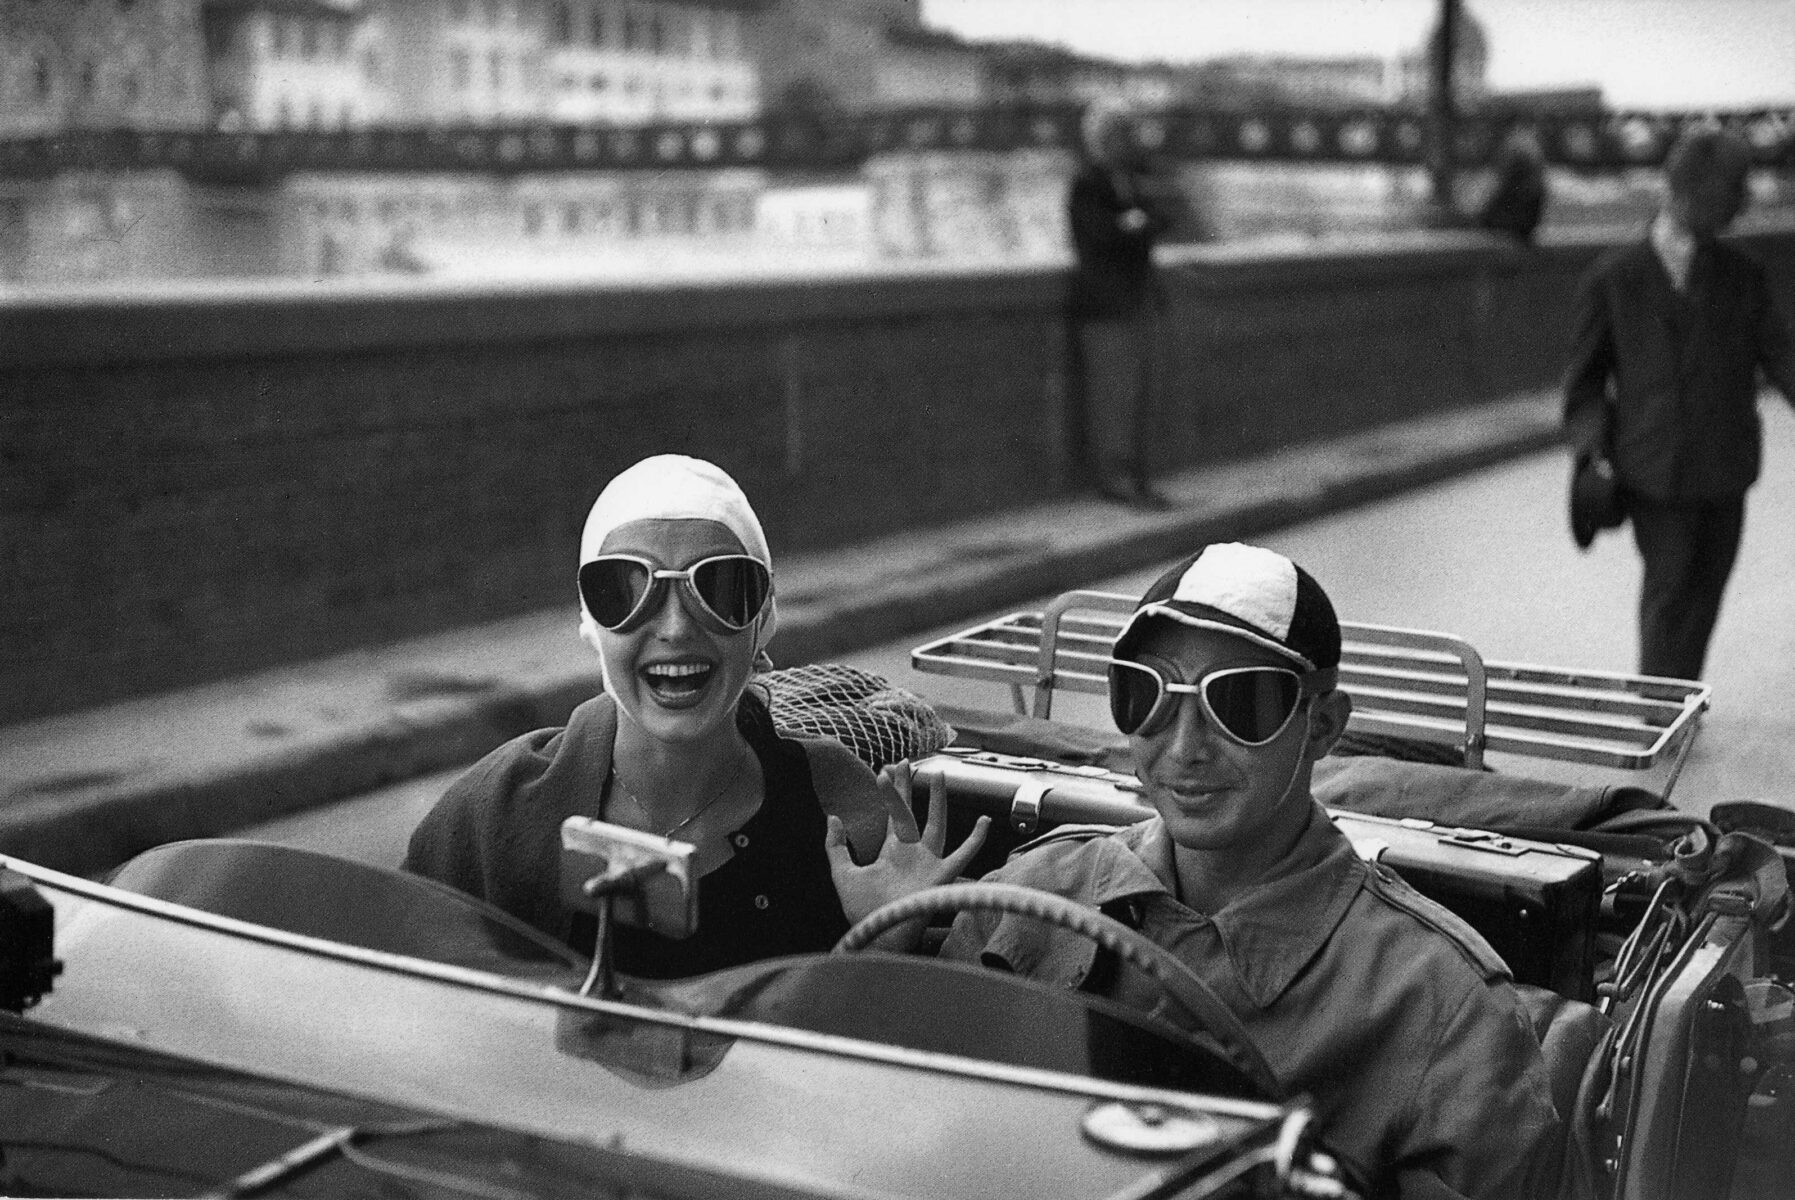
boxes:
[760,663,956,770]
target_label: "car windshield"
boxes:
[6,856,1285,1200]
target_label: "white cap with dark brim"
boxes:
[1115,542,1341,673]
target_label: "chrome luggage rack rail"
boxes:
[912,590,1712,794]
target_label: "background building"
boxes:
[1,0,209,136]
[544,0,760,123]
[750,0,985,113]
[204,0,389,130]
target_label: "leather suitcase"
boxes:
[910,748,1603,1000]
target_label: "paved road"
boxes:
[247,399,1795,864]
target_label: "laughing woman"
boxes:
[404,455,986,978]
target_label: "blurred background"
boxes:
[6,2,1795,872]
[3,0,1793,289]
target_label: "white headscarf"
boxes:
[577,456,778,679]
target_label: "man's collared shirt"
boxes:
[939,807,1565,1200]
[1650,210,1697,292]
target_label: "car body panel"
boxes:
[4,855,1283,1200]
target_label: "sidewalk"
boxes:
[0,392,1562,876]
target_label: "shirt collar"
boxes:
[1650,210,1698,291]
[1116,809,1366,1009]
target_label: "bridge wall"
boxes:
[5,226,1793,724]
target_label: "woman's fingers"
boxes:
[919,769,949,855]
[823,814,852,868]
[940,815,991,880]
[876,761,923,842]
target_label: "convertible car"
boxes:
[2,589,1791,1199]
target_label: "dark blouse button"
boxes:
[733,833,750,849]
[753,894,770,910]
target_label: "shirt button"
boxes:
[753,894,770,910]
[733,833,750,849]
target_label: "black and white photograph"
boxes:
[3,1,1794,1196]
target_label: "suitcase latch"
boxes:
[1444,831,1526,857]
[1009,778,1053,835]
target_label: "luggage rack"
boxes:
[912,590,1712,796]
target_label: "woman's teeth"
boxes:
[643,662,713,695]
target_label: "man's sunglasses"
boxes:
[579,554,772,635]
[1108,659,1325,746]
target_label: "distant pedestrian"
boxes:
[1066,101,1173,508]
[1563,127,1795,679]
[1477,126,1548,244]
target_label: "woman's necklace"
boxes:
[611,745,751,841]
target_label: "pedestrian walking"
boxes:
[1477,125,1549,244]
[1563,127,1795,679]
[1066,101,1173,508]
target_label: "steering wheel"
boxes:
[835,881,1282,1099]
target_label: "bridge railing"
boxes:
[2,104,1791,183]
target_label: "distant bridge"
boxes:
[3,105,1791,183]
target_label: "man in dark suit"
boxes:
[1563,127,1795,679]
[1067,102,1172,507]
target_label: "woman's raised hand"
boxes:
[824,760,990,930]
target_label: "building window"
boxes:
[270,18,288,58]
[588,3,606,46]
[341,102,354,126]
[300,19,319,60]
[362,48,382,84]
[562,202,581,233]
[550,2,572,43]
[590,73,607,92]
[450,48,471,90]
[276,97,292,127]
[122,71,141,104]
[489,50,505,92]
[523,203,543,235]
[78,60,96,99]
[32,56,53,102]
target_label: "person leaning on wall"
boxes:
[1065,100,1174,509]
[1562,126,1795,680]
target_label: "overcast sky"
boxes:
[919,0,1795,109]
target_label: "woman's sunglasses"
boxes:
[1108,659,1323,746]
[579,554,772,635]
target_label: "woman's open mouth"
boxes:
[640,660,716,708]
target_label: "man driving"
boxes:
[937,543,1564,1199]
